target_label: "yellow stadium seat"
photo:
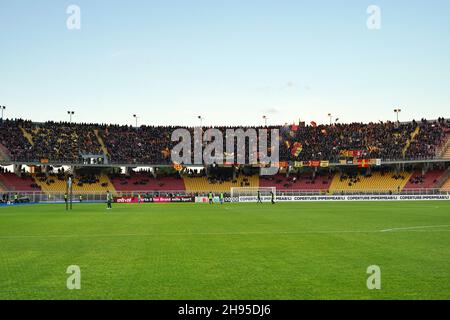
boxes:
[440,177,450,192]
[34,174,116,194]
[329,172,412,194]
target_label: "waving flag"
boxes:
[291,142,303,157]
[173,163,183,171]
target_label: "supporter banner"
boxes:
[310,160,321,167]
[320,160,330,168]
[339,150,365,158]
[294,161,304,168]
[277,161,289,168]
[358,159,369,168]
[236,194,450,202]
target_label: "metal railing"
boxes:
[1,188,449,204]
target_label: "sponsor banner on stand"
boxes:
[236,194,450,202]
[195,196,209,203]
[115,196,193,203]
[153,196,194,203]
[114,196,138,203]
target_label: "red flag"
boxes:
[310,121,317,127]
[358,159,369,168]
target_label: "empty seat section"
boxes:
[183,175,259,193]
[329,172,412,193]
[110,173,185,191]
[0,173,41,191]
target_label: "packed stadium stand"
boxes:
[260,172,334,190]
[0,118,449,164]
[0,120,33,161]
[0,143,11,162]
[1,117,449,195]
[19,121,104,162]
[110,173,185,192]
[328,171,412,193]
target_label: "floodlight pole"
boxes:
[394,108,401,122]
[67,110,75,123]
[1,106,6,120]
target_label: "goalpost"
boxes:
[230,187,276,202]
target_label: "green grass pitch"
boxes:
[1,201,450,300]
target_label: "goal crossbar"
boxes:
[230,187,276,198]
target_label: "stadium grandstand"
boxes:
[1,117,450,203]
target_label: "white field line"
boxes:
[0,226,450,240]
[380,225,450,232]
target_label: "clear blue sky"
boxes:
[0,0,449,126]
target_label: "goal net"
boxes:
[230,187,276,202]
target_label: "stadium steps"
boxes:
[19,126,34,146]
[34,174,116,194]
[328,171,413,194]
[402,126,420,157]
[183,175,259,193]
[441,136,450,159]
[94,129,110,157]
[0,142,11,161]
[0,179,7,191]
[440,176,450,192]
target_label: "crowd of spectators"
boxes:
[0,119,34,161]
[0,118,449,165]
[405,118,449,159]
[20,121,103,162]
[99,125,175,164]
[280,120,426,161]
